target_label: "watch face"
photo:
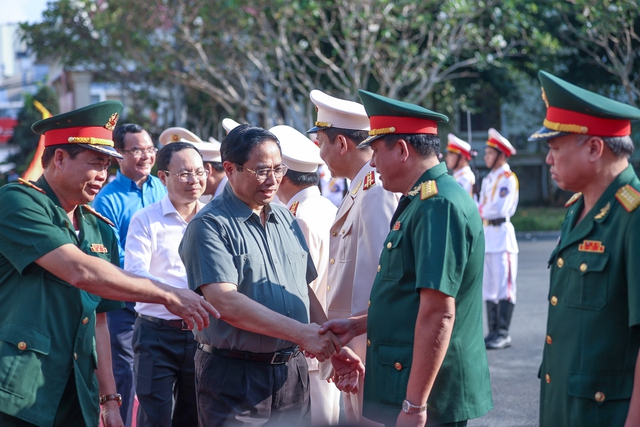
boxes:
[402,400,410,413]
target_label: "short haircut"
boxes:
[207,161,224,173]
[221,124,280,166]
[156,142,202,171]
[284,169,320,187]
[321,128,370,146]
[113,123,144,150]
[381,133,441,158]
[602,135,634,158]
[41,145,86,168]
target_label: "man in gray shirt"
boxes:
[180,125,342,426]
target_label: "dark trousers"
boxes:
[107,302,137,427]
[194,347,310,427]
[133,316,199,427]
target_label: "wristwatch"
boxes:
[99,393,122,407]
[402,399,427,414]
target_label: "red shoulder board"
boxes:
[17,178,46,194]
[82,204,115,227]
[363,171,376,191]
[289,201,299,217]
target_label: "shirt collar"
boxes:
[222,182,278,224]
[288,186,321,208]
[160,194,205,218]
[115,170,157,191]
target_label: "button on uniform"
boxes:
[557,258,564,268]
[330,258,335,265]
[394,362,402,370]
[82,317,89,325]
[594,391,605,402]
[74,353,78,360]
[580,263,587,272]
[377,265,381,272]
[367,339,371,347]
[546,335,553,345]
[17,341,27,350]
[332,231,337,236]
[327,285,331,292]
[545,374,551,383]
[550,296,558,306]
[386,242,392,249]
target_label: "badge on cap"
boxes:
[392,221,401,231]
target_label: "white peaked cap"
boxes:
[222,118,242,134]
[307,89,370,133]
[446,133,473,160]
[487,128,517,157]
[269,125,324,173]
[158,127,221,162]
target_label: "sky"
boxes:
[0,0,49,25]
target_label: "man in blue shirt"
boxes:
[93,123,167,426]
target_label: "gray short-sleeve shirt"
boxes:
[179,184,317,353]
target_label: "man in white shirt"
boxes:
[125,141,207,426]
[445,133,477,198]
[159,127,227,202]
[271,125,341,425]
[308,90,400,425]
[478,128,519,350]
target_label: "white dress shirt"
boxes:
[125,195,205,319]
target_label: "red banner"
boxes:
[0,118,18,144]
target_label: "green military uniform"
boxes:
[0,101,125,427]
[0,177,123,427]
[356,90,492,426]
[529,71,640,427]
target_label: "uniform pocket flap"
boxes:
[568,371,632,402]
[378,343,412,369]
[0,322,51,355]
[385,231,403,250]
[566,252,609,275]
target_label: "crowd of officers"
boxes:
[0,69,639,427]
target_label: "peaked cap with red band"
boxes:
[529,70,640,141]
[357,90,449,147]
[487,128,516,157]
[32,100,124,159]
[446,133,475,160]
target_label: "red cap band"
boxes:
[44,126,114,147]
[545,106,630,137]
[487,138,512,157]
[369,116,438,135]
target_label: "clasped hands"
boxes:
[300,318,364,394]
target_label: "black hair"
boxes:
[207,161,224,173]
[156,142,202,171]
[320,128,370,146]
[221,124,281,166]
[113,123,144,150]
[284,169,320,187]
[381,133,440,158]
[41,145,86,168]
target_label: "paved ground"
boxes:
[469,237,558,427]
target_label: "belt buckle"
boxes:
[181,320,191,331]
[270,350,294,365]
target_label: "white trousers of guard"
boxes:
[483,252,518,304]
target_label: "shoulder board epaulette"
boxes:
[420,181,438,201]
[350,180,362,195]
[502,171,513,178]
[615,185,640,213]
[564,192,582,207]
[82,204,115,227]
[289,201,299,217]
[363,171,376,191]
[17,177,46,194]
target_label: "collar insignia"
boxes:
[289,201,299,217]
[565,192,583,207]
[17,178,46,194]
[363,171,376,191]
[83,204,115,227]
[594,202,610,220]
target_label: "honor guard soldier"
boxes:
[271,124,341,425]
[529,70,640,427]
[0,102,218,427]
[159,127,228,202]
[321,90,493,426]
[308,89,400,426]
[478,128,519,349]
[445,133,477,198]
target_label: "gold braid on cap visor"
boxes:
[67,136,115,146]
[542,119,588,134]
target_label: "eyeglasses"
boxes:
[234,163,288,182]
[122,147,159,157]
[163,169,209,182]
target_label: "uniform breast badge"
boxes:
[578,240,605,253]
[90,244,108,253]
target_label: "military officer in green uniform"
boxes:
[320,91,492,426]
[0,101,219,427]
[529,71,640,427]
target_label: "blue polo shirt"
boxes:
[93,171,167,267]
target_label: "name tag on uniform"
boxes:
[90,244,108,253]
[578,240,605,253]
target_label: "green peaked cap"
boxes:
[357,89,448,147]
[32,100,124,159]
[529,71,640,141]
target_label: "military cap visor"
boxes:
[307,89,370,134]
[357,89,449,147]
[32,100,124,159]
[529,71,640,142]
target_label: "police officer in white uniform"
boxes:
[308,90,400,425]
[271,124,341,425]
[478,128,519,350]
[158,127,227,202]
[445,133,477,198]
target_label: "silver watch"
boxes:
[402,399,427,414]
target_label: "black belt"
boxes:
[198,343,300,365]
[483,218,507,227]
[137,313,191,331]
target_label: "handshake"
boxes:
[298,318,365,394]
